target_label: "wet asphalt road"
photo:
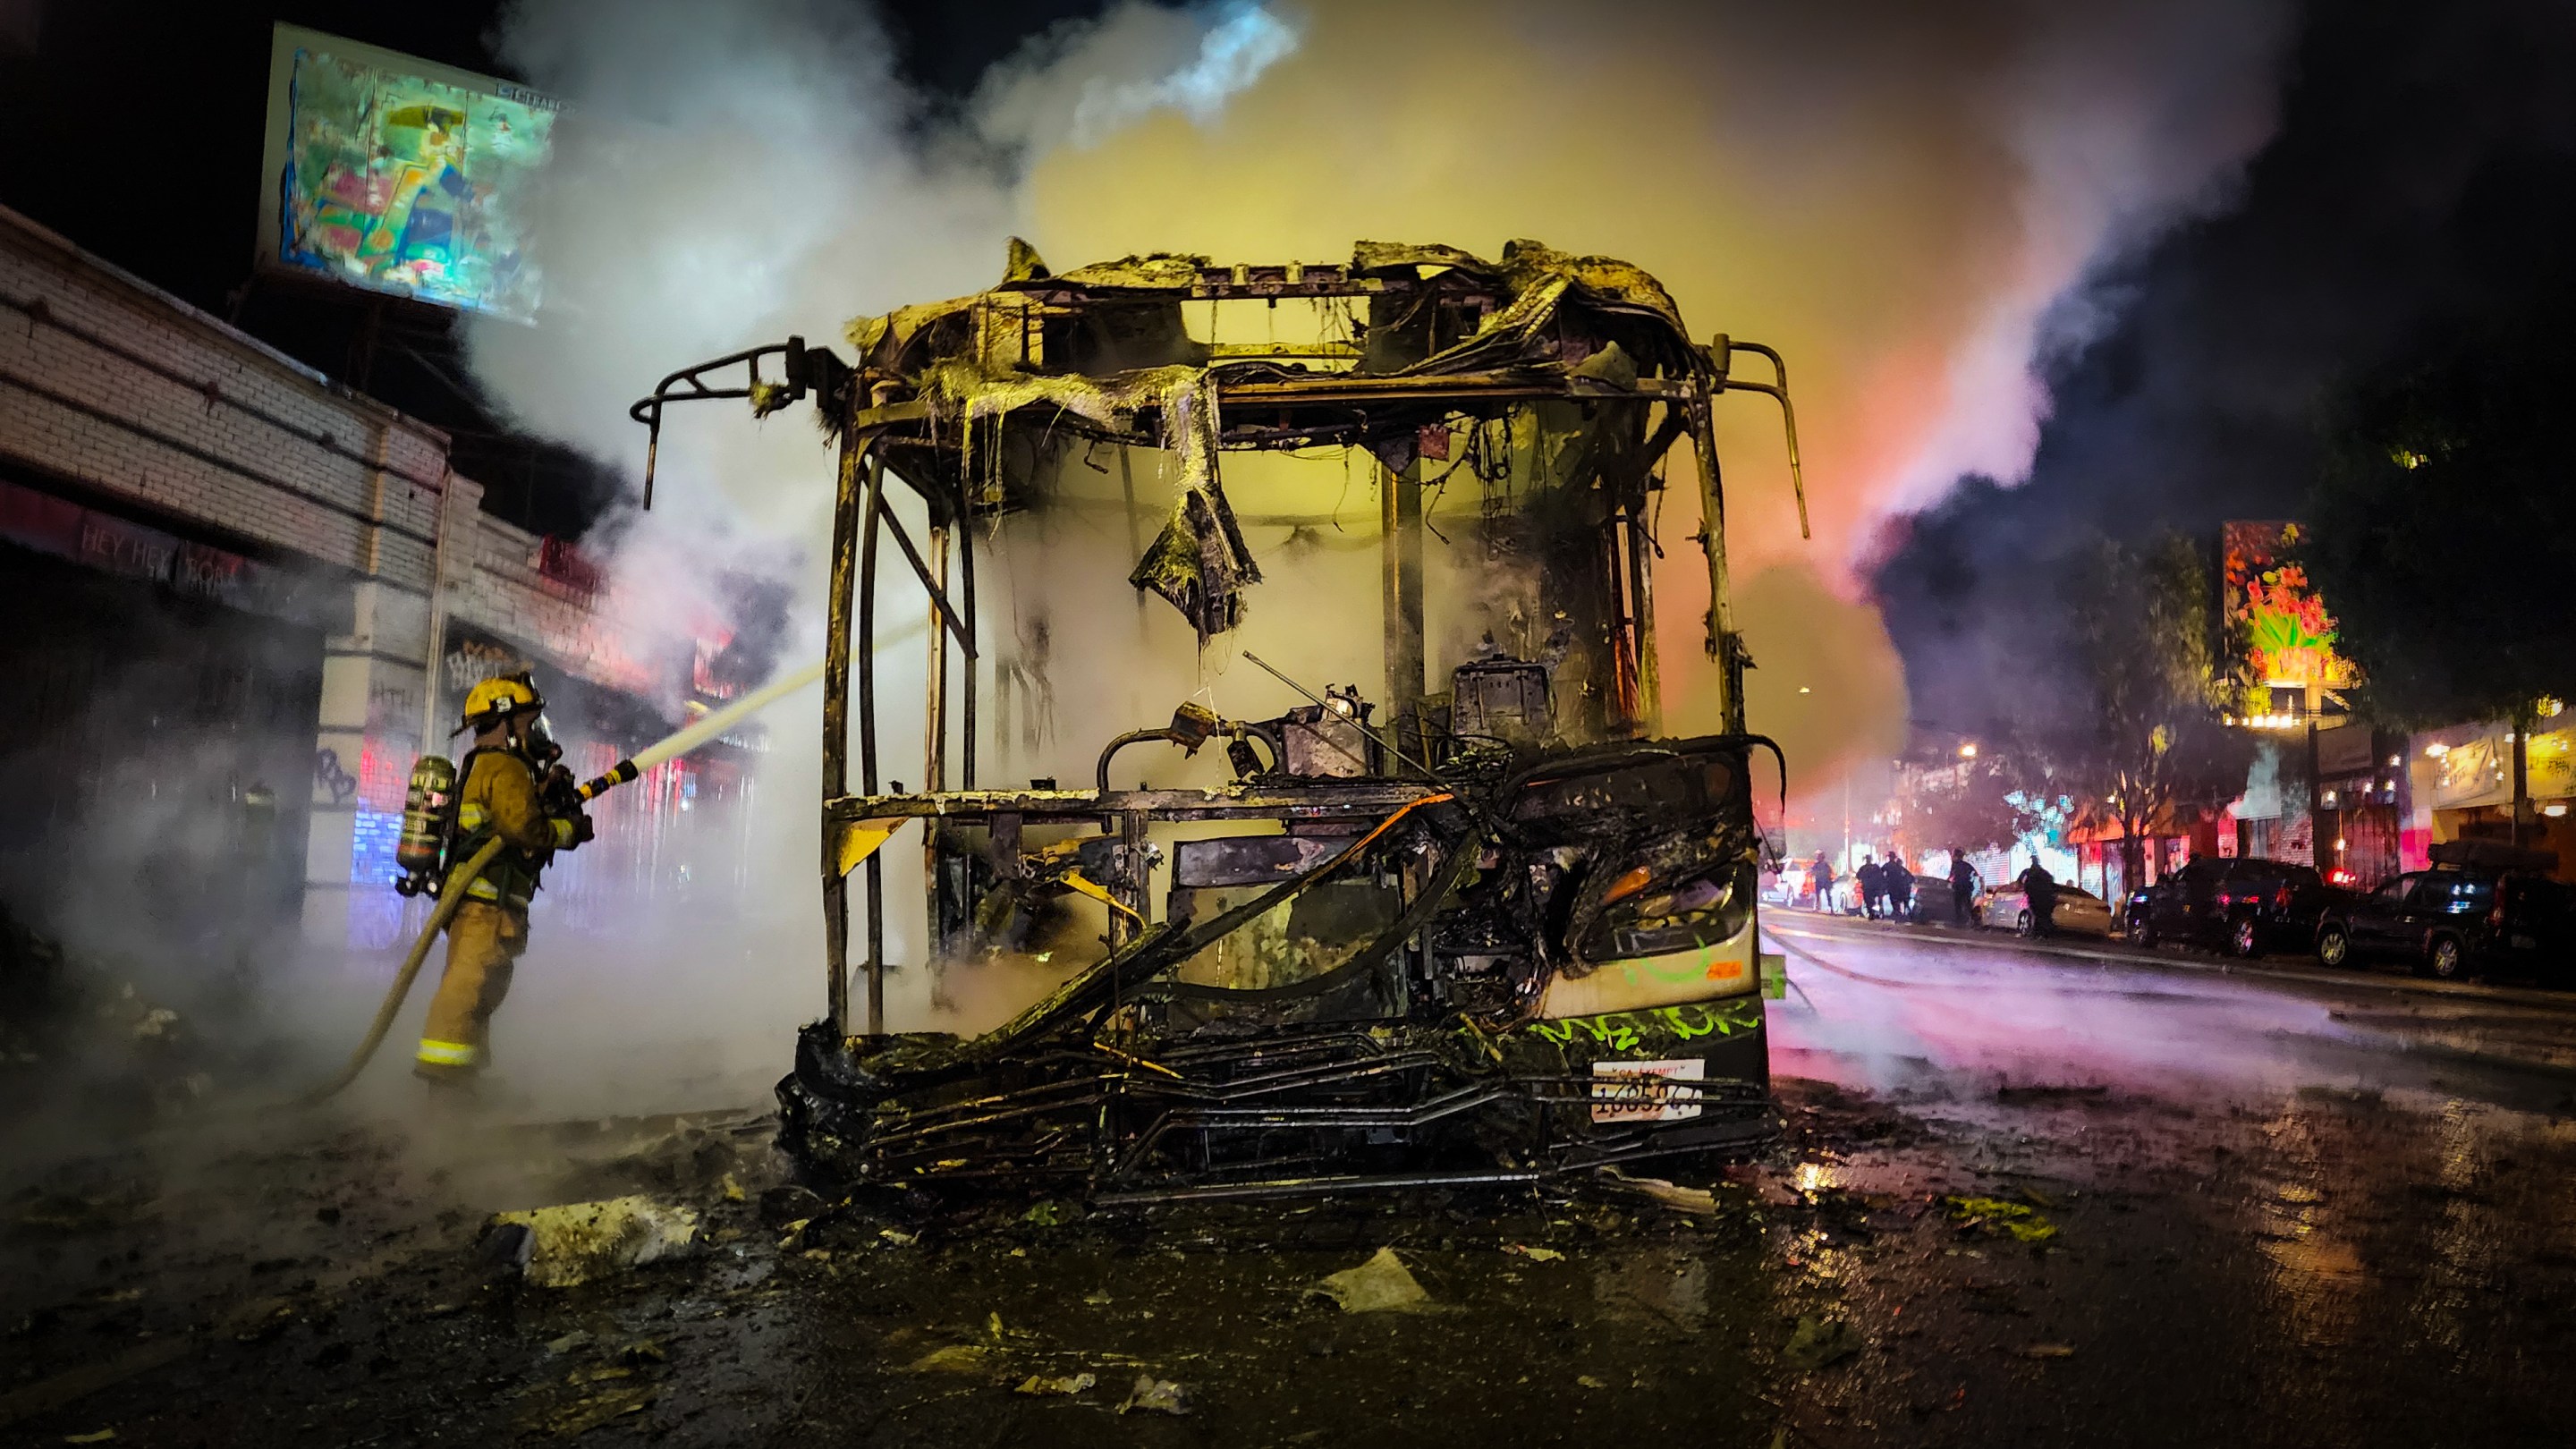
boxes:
[6,917,2576,1447]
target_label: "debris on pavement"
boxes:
[1504,1243,1565,1262]
[905,1344,993,1375]
[487,1197,700,1288]
[1783,1314,1863,1370]
[63,1431,116,1445]
[1314,1247,1430,1313]
[1944,1195,2058,1243]
[757,1184,825,1228]
[1598,1169,1720,1216]
[1015,1371,1097,1396]
[2023,1343,2077,1358]
[520,1383,657,1437]
[1118,1375,1191,1416]
[609,1121,751,1196]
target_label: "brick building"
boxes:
[0,204,721,968]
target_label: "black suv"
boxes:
[2312,868,2574,980]
[2123,857,2342,957]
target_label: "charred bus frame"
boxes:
[634,242,1805,1197]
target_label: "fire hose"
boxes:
[300,661,826,1103]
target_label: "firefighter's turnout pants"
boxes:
[416,746,578,1083]
[417,902,527,1079]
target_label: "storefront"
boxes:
[2310,721,2408,888]
[2065,803,2225,904]
[0,472,346,971]
[2418,721,2575,877]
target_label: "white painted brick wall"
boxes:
[0,216,447,593]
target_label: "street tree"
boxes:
[2050,531,2249,886]
[1898,753,2034,863]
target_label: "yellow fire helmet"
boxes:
[456,674,545,734]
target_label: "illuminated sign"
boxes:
[2222,521,2356,699]
[256,25,560,320]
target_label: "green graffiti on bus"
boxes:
[1523,996,1762,1056]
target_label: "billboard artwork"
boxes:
[2222,520,2357,698]
[258,25,560,320]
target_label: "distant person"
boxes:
[2018,859,2059,936]
[1886,850,1915,920]
[1949,849,1979,924]
[1809,852,1835,912]
[1857,854,1881,919]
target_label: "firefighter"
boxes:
[415,674,592,1089]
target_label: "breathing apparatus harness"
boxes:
[392,673,592,900]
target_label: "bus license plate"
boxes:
[1591,1059,1707,1123]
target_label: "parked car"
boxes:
[2123,857,2343,957]
[2312,868,2576,980]
[1975,882,2114,937]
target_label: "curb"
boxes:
[1765,910,2576,1015]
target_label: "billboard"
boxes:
[2221,520,2357,699]
[256,24,561,320]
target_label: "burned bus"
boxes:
[632,239,1804,1201]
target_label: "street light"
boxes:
[1958,742,1979,758]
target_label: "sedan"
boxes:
[1975,883,2114,938]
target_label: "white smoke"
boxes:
[978,1,1302,150]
